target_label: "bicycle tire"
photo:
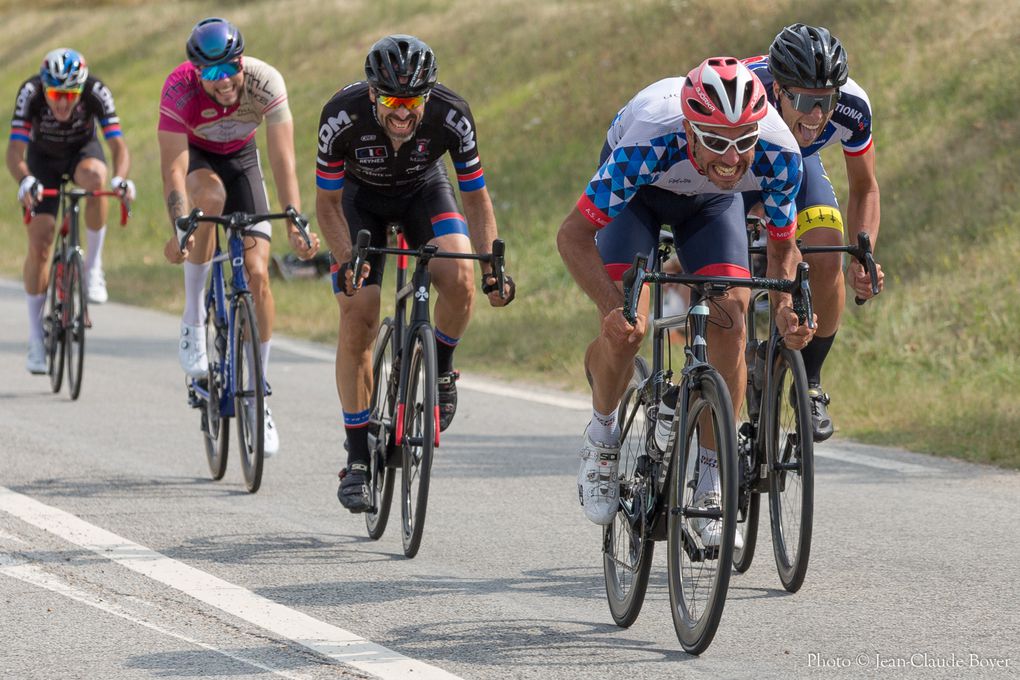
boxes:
[233,293,264,493]
[400,324,437,558]
[734,341,765,574]
[366,318,397,540]
[45,254,65,394]
[604,355,656,627]
[64,249,86,400]
[667,368,737,655]
[766,345,814,593]
[202,294,230,481]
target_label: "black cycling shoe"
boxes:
[807,385,834,442]
[337,463,371,513]
[438,370,459,432]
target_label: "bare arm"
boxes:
[460,186,498,274]
[6,138,29,183]
[265,119,301,214]
[106,135,131,180]
[266,119,319,258]
[557,207,622,318]
[844,146,883,299]
[766,234,813,349]
[158,129,190,263]
[315,186,351,262]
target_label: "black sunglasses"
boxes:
[781,88,840,114]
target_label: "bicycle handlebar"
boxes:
[747,217,880,306]
[24,187,131,226]
[348,228,508,298]
[176,205,311,253]
[621,252,815,330]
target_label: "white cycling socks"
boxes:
[27,293,45,343]
[587,407,620,446]
[85,225,106,279]
[696,445,720,497]
[182,261,212,326]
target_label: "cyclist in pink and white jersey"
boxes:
[158,17,320,457]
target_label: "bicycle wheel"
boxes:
[64,249,86,400]
[667,368,737,655]
[366,318,397,540]
[44,254,65,394]
[202,296,230,481]
[765,344,814,592]
[400,324,437,558]
[604,355,656,627]
[233,293,264,493]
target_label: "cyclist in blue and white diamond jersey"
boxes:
[558,57,815,543]
[743,24,885,441]
[6,48,134,374]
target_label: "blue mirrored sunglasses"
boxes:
[199,60,242,81]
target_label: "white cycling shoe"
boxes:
[178,322,208,378]
[263,405,279,457]
[690,491,743,550]
[87,267,108,304]
[26,339,47,375]
[577,433,620,525]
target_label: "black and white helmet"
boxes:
[768,24,848,89]
[364,34,438,97]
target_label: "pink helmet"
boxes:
[681,56,767,127]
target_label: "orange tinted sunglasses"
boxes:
[45,87,83,103]
[378,93,427,110]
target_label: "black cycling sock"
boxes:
[435,328,458,375]
[344,425,370,468]
[800,332,836,386]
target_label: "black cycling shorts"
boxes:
[26,137,105,217]
[188,138,272,240]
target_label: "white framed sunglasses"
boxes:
[688,123,759,155]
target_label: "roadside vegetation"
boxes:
[1,0,1016,467]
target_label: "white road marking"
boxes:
[0,487,464,680]
[0,554,309,679]
[815,441,936,474]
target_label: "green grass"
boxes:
[1,0,1017,467]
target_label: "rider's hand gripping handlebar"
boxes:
[621,253,649,326]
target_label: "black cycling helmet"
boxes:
[768,23,848,89]
[186,17,245,67]
[364,34,438,97]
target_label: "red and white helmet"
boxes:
[681,56,767,127]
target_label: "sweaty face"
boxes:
[775,83,838,147]
[687,121,758,190]
[371,91,426,143]
[200,70,244,108]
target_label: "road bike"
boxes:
[734,220,879,591]
[350,226,507,558]
[603,233,812,654]
[27,178,130,400]
[177,206,312,493]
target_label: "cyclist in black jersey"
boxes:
[6,48,134,374]
[315,35,515,513]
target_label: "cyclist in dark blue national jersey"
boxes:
[315,35,515,513]
[744,24,885,441]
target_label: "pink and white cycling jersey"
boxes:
[158,57,291,155]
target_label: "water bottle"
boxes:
[654,385,679,452]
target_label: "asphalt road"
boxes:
[0,279,1017,680]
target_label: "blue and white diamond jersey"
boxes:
[576,77,803,240]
